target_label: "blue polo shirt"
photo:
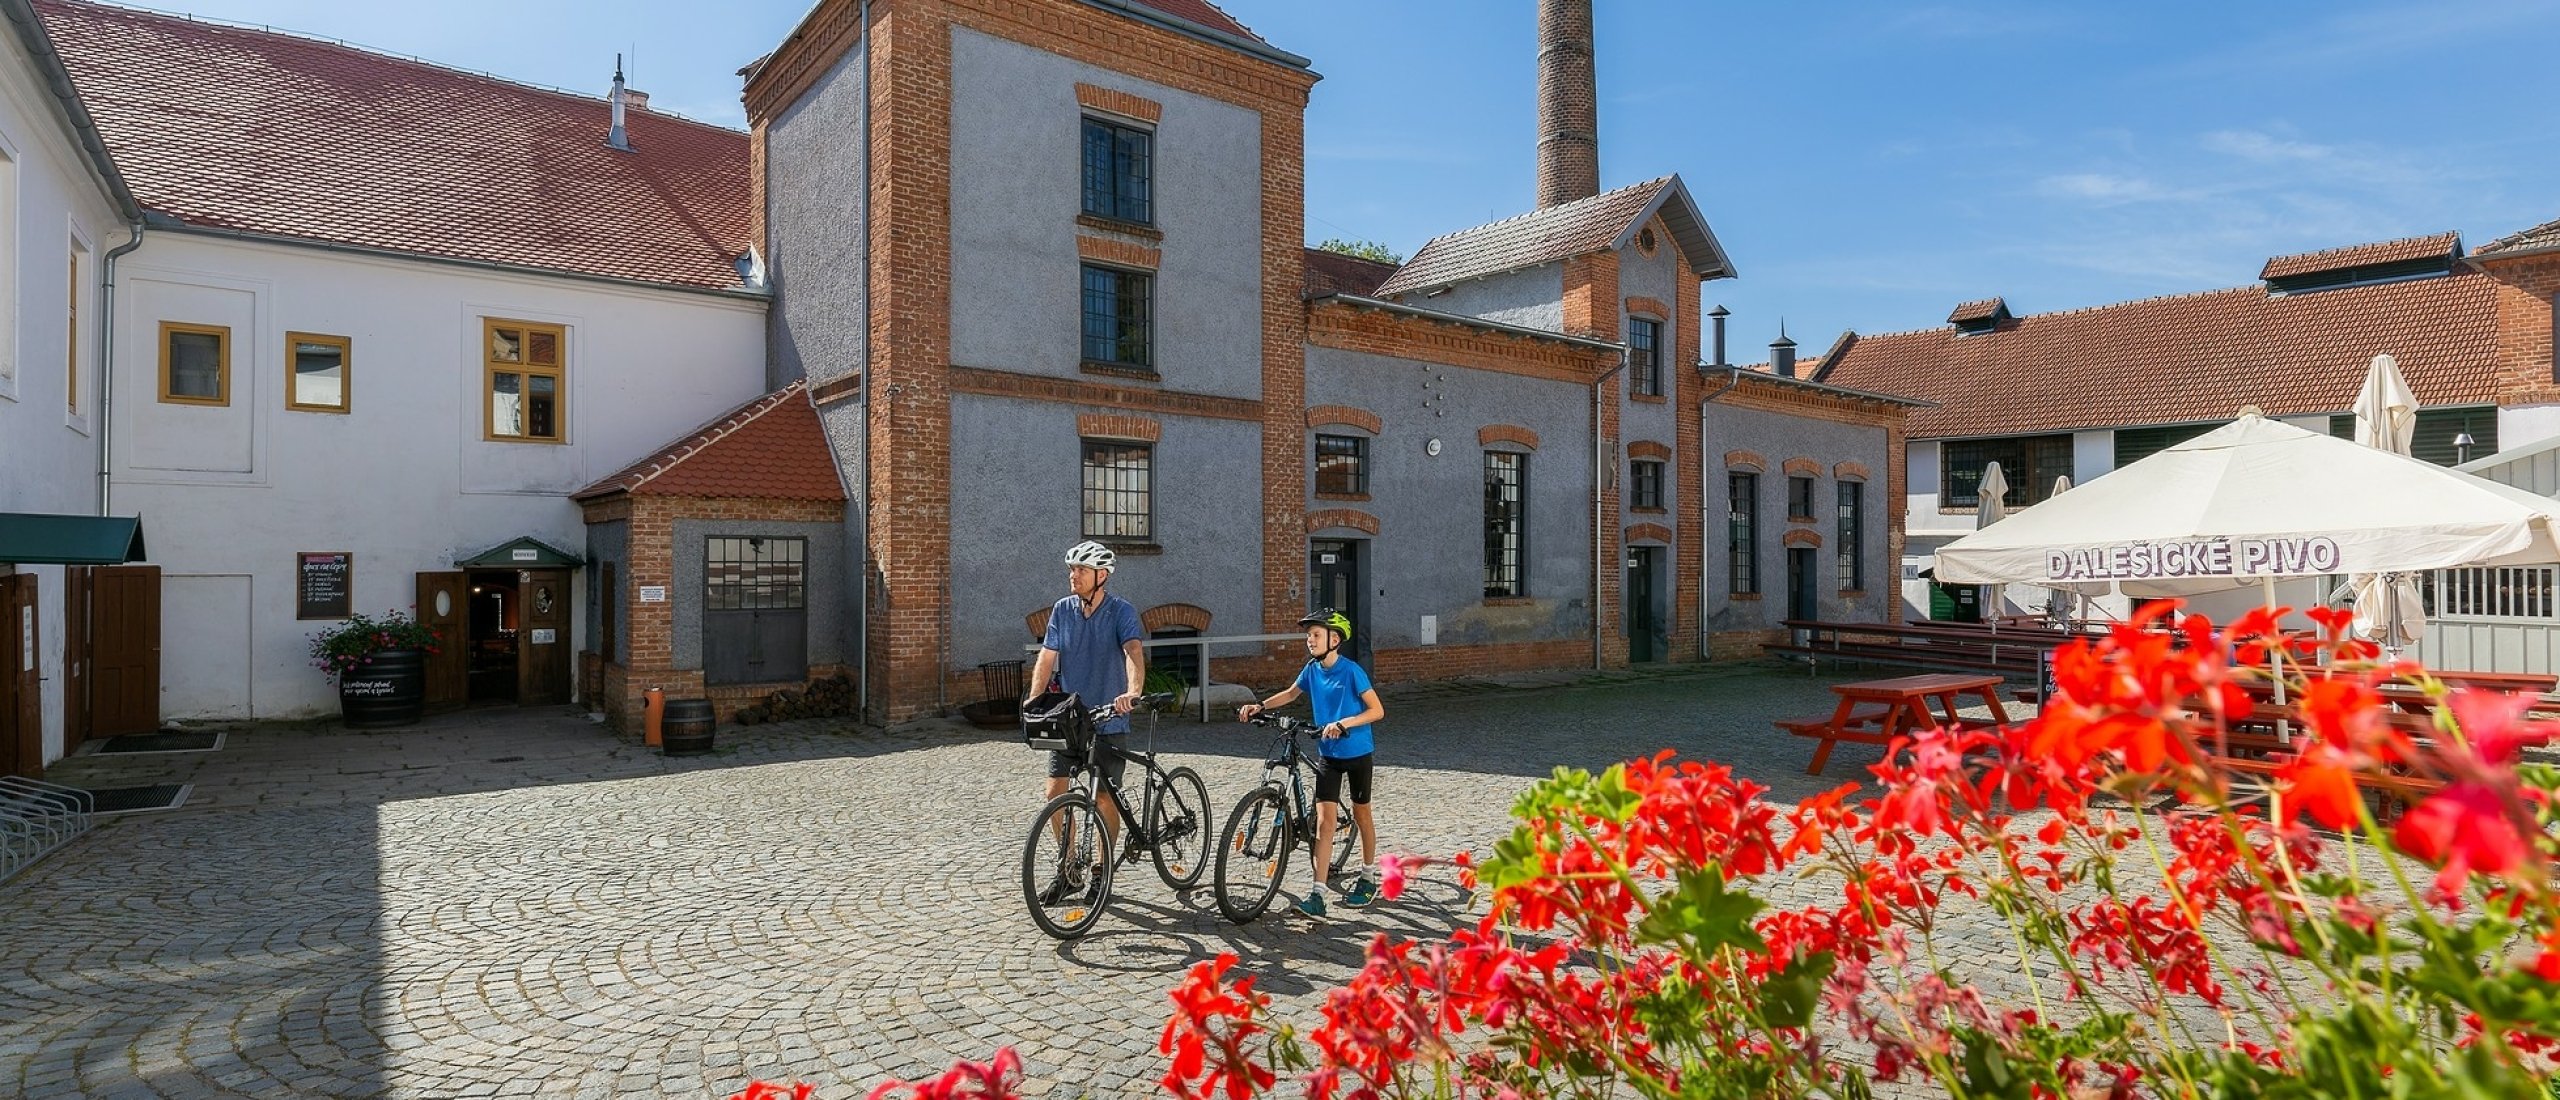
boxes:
[1292,656,1376,759]
[1042,592,1145,735]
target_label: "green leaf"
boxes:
[1635,867,1767,958]
[1753,951,1834,1029]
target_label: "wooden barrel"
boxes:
[340,648,427,729]
[662,699,716,756]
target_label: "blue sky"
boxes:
[143,0,2560,355]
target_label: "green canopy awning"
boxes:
[457,536,583,568]
[0,513,146,565]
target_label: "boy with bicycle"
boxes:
[1236,609,1386,917]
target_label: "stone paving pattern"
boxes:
[0,663,2121,1098]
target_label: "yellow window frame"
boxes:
[158,321,231,407]
[481,318,566,443]
[285,331,352,413]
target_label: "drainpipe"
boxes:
[854,0,875,721]
[1591,349,1628,669]
[96,220,146,517]
[1693,304,1739,659]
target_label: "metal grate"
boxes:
[2425,566,2558,620]
[1483,452,1526,597]
[1315,434,1367,495]
[1082,442,1152,539]
[1728,471,1759,595]
[705,537,806,611]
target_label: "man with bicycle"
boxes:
[1237,609,1386,917]
[1027,539,1146,905]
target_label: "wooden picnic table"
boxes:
[1775,672,2014,775]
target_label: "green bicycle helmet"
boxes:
[1297,608,1353,643]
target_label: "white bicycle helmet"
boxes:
[1063,540,1116,573]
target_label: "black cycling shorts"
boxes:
[1314,753,1374,806]
[1048,737,1128,789]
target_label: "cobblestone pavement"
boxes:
[1,663,2017,1099]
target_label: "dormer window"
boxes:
[2261,233,2461,296]
[1947,297,2011,335]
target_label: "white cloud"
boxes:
[2034,173,2195,204]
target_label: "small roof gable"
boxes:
[1373,175,1734,297]
[2260,232,2460,281]
[1947,298,2010,326]
[0,512,144,565]
[574,381,845,502]
[34,0,753,291]
[457,537,583,568]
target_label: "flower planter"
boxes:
[339,648,427,728]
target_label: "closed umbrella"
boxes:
[2044,475,2079,626]
[1976,461,2011,622]
[2348,353,2428,653]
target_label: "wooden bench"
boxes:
[1766,619,2079,684]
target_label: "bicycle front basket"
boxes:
[1022,690,1093,756]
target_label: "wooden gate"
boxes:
[91,565,159,737]
[415,571,468,709]
[63,566,90,751]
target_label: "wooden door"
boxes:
[4,573,40,777]
[416,571,467,709]
[91,565,159,737]
[516,569,570,705]
[63,566,91,750]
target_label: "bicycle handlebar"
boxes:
[1084,691,1177,722]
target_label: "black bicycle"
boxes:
[1212,712,1358,923]
[1019,690,1212,940]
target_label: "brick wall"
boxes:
[588,491,847,732]
[742,0,1318,721]
[2482,252,2560,405]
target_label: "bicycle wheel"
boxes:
[1022,791,1114,940]
[1213,785,1292,923]
[1149,766,1213,891]
[1328,801,1358,878]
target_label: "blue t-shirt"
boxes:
[1042,593,1145,735]
[1292,656,1377,759]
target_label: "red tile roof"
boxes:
[2259,232,2459,280]
[1374,175,1734,296]
[1947,297,2009,324]
[1302,247,1397,297]
[1128,0,1266,43]
[573,382,845,501]
[2477,215,2560,258]
[1817,272,2501,440]
[35,0,753,291]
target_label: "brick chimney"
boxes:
[1535,0,1598,208]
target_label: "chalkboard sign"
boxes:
[297,551,353,620]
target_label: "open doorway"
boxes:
[466,570,520,704]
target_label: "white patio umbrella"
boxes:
[1933,410,2560,596]
[1975,461,2010,622]
[1934,409,2560,739]
[2347,354,2428,652]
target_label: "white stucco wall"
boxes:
[0,26,133,766]
[110,233,767,719]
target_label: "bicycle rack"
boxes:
[0,777,96,884]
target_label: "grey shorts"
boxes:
[1048,736,1128,788]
